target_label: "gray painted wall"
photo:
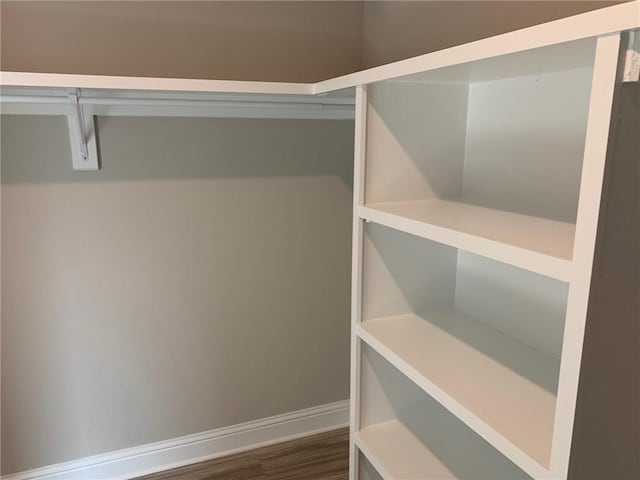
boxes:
[0,1,364,82]
[1,116,354,474]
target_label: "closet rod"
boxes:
[0,94,353,111]
[0,89,355,171]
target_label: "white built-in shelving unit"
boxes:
[350,5,639,479]
[1,2,638,479]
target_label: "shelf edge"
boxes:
[354,433,392,480]
[359,205,573,283]
[0,71,314,95]
[314,1,640,93]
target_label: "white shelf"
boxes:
[359,200,574,281]
[357,310,559,476]
[2,4,637,96]
[0,71,313,95]
[356,418,528,480]
[314,1,639,93]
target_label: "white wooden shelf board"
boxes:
[357,310,559,476]
[356,418,529,480]
[383,38,596,85]
[314,1,640,93]
[0,71,314,95]
[2,4,638,96]
[359,200,574,282]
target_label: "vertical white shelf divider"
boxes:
[550,33,622,478]
[349,84,368,480]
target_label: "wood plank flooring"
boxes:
[133,428,349,480]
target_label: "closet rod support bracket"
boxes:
[67,88,99,171]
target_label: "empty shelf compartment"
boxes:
[360,222,568,469]
[358,344,530,479]
[363,63,595,273]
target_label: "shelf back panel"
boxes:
[455,251,568,359]
[462,66,594,223]
[361,223,458,321]
[365,82,468,205]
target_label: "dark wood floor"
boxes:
[134,428,349,480]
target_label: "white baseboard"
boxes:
[2,400,349,480]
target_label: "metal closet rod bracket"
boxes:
[622,30,640,82]
[67,88,99,171]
